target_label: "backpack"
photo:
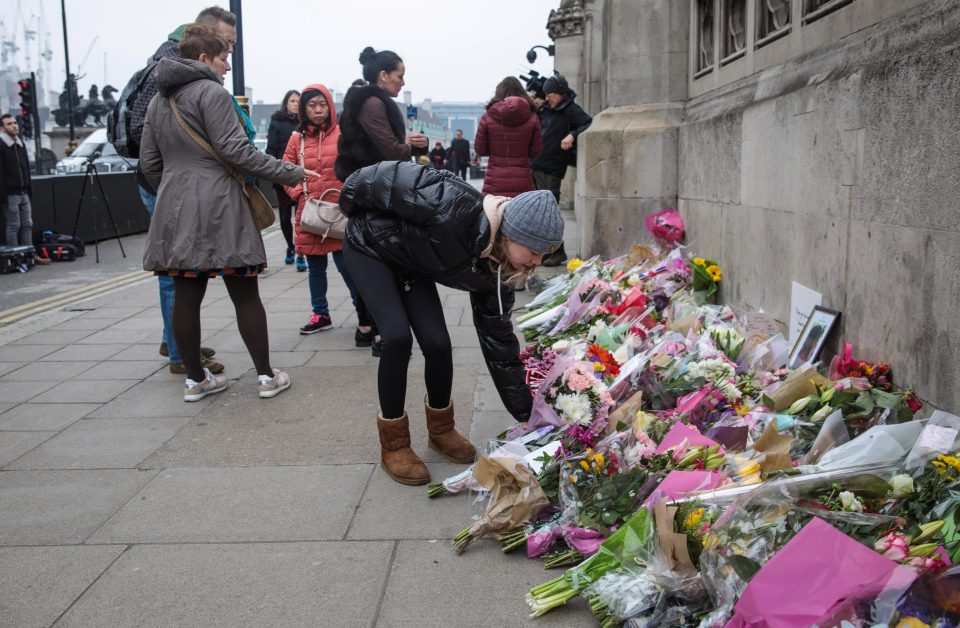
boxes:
[38,230,85,259]
[107,52,162,158]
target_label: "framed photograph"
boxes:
[788,306,841,369]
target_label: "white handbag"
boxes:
[297,133,348,240]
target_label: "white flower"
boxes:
[687,358,735,383]
[554,393,593,426]
[551,339,572,353]
[889,474,915,499]
[716,379,742,403]
[587,320,608,342]
[839,491,863,513]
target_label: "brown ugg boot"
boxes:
[424,397,477,464]
[377,413,431,485]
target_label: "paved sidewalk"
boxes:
[0,220,590,627]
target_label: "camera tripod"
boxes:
[70,152,126,264]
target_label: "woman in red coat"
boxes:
[283,84,373,337]
[474,76,543,198]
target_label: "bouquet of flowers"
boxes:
[691,257,722,300]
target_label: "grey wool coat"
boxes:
[140,58,303,271]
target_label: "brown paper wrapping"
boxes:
[606,390,644,435]
[653,500,697,577]
[767,365,831,412]
[467,454,549,539]
[753,422,794,472]
[626,244,658,268]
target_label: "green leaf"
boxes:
[727,555,762,582]
[845,391,875,419]
[871,388,902,410]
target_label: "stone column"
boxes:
[575,0,689,257]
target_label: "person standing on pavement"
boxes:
[140,25,320,402]
[428,141,446,170]
[0,114,49,267]
[340,161,563,485]
[266,89,301,270]
[530,73,592,267]
[335,46,429,356]
[128,6,238,376]
[282,83,371,338]
[475,76,542,198]
[446,129,470,179]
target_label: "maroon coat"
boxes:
[474,96,542,197]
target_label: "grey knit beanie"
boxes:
[500,190,564,254]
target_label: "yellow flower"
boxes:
[684,507,704,530]
[593,361,605,373]
[693,258,706,267]
[569,474,577,484]
[566,258,584,273]
[706,265,723,281]
[593,453,605,468]
[580,460,590,471]
[895,618,932,628]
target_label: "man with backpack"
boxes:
[113,6,238,375]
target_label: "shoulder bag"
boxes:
[168,96,276,231]
[296,132,348,241]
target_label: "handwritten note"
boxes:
[789,282,822,346]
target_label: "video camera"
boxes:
[519,70,546,99]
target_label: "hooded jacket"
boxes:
[282,84,343,257]
[266,110,298,160]
[340,161,531,422]
[530,90,592,177]
[475,96,542,197]
[335,84,410,182]
[0,132,32,199]
[140,58,303,271]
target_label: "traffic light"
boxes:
[17,77,35,139]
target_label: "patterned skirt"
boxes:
[155,264,266,278]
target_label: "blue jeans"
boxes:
[139,186,180,363]
[4,193,32,245]
[307,251,361,317]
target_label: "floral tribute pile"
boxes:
[429,210,960,627]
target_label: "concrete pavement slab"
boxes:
[0,403,12,416]
[87,379,218,418]
[304,349,379,367]
[30,379,138,404]
[72,360,165,380]
[0,403,99,431]
[0,431,56,467]
[347,463,474,541]
[75,328,157,345]
[0,380,59,403]
[0,469,158,545]
[200,329,302,353]
[88,464,372,544]
[46,317,120,331]
[0,344,59,362]
[7,417,191,470]
[38,344,125,362]
[141,366,475,468]
[376,540,592,627]
[0,545,127,628]
[106,343,165,361]
[71,307,146,319]
[0,362,24,377]
[11,329,96,345]
[54,541,393,628]
[0,361,99,382]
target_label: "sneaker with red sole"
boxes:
[300,313,333,335]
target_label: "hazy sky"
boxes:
[5,0,560,104]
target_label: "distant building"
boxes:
[421,101,486,141]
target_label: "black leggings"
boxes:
[172,275,273,381]
[343,241,452,419]
[274,185,295,252]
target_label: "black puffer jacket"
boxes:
[530,90,592,177]
[340,161,532,422]
[266,111,297,159]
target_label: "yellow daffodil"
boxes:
[593,453,605,467]
[580,460,590,471]
[693,257,706,267]
[566,258,584,273]
[706,265,723,281]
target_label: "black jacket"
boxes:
[340,161,532,422]
[530,92,592,177]
[0,134,32,200]
[447,137,470,170]
[335,85,407,182]
[266,111,298,159]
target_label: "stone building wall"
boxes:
[558,0,960,411]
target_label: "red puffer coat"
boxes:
[283,83,343,256]
[474,96,542,198]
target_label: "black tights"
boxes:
[172,275,273,382]
[343,241,452,419]
[275,185,295,252]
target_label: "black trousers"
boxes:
[274,184,296,252]
[343,240,452,419]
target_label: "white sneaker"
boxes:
[184,368,228,402]
[258,369,291,399]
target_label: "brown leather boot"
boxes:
[377,413,431,485]
[424,397,477,464]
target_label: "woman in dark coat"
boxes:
[475,76,542,198]
[336,46,429,355]
[340,161,563,486]
[266,89,301,268]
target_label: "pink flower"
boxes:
[908,554,948,571]
[564,364,597,393]
[550,387,559,397]
[874,532,909,561]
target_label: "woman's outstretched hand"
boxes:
[303,168,322,179]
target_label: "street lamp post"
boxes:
[59,0,75,144]
[229,0,245,99]
[526,44,556,64]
